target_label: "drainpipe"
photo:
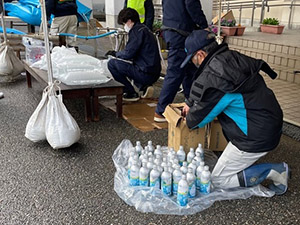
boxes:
[251,0,256,27]
[239,4,242,25]
[288,0,295,29]
[260,0,265,24]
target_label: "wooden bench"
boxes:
[23,61,124,122]
[4,16,35,33]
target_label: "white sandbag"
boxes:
[0,43,24,82]
[25,88,48,142]
[45,85,80,149]
[58,70,111,85]
[0,44,13,76]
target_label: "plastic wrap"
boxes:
[31,46,112,85]
[113,140,275,215]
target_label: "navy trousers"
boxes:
[156,30,195,116]
[108,59,159,94]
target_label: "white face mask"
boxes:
[124,24,131,33]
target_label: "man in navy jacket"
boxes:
[107,8,161,101]
[46,0,77,46]
[154,0,208,122]
[182,30,290,195]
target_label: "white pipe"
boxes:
[217,0,222,44]
[39,0,54,85]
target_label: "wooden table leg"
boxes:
[85,96,92,122]
[116,94,123,118]
[93,96,100,121]
[26,71,32,88]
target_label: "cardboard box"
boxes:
[163,103,206,154]
[208,119,228,151]
[212,10,235,25]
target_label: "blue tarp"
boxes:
[4,0,92,26]
[0,27,27,35]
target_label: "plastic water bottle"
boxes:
[188,159,197,175]
[172,167,182,195]
[200,166,211,194]
[187,148,195,164]
[128,153,137,178]
[154,154,162,166]
[196,163,205,190]
[161,166,172,196]
[135,141,143,155]
[147,157,154,171]
[187,167,196,198]
[196,143,205,161]
[147,140,154,153]
[150,165,161,189]
[142,155,148,165]
[168,164,174,174]
[180,161,188,174]
[139,150,145,162]
[194,152,203,167]
[168,148,175,161]
[177,175,189,207]
[139,162,149,187]
[177,146,186,166]
[172,158,179,168]
[161,157,168,168]
[154,145,162,156]
[129,161,140,186]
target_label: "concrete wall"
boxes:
[105,0,124,28]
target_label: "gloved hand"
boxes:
[105,50,117,57]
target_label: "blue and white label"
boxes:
[130,177,139,186]
[196,177,201,190]
[150,178,160,189]
[200,181,211,194]
[173,182,178,195]
[177,191,188,206]
[189,183,196,198]
[139,177,149,186]
[162,181,172,196]
[128,169,130,179]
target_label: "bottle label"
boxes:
[150,178,160,189]
[179,161,183,166]
[177,192,188,206]
[162,181,172,196]
[128,169,130,179]
[200,181,211,194]
[129,177,139,186]
[139,177,149,186]
[196,177,201,190]
[189,183,196,198]
[173,182,178,195]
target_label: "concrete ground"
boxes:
[0,77,300,224]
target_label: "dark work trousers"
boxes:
[155,30,195,116]
[108,59,159,94]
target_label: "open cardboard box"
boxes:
[163,103,206,153]
[163,103,228,153]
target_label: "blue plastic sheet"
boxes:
[5,2,41,26]
[4,0,92,26]
[0,27,26,35]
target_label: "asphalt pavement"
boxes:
[0,74,299,225]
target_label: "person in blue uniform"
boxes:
[182,30,289,195]
[107,8,161,101]
[154,0,208,122]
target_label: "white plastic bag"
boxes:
[45,83,81,149]
[25,87,48,142]
[113,140,275,215]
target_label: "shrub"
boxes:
[262,18,280,25]
[221,18,236,27]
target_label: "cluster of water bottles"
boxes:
[127,140,212,207]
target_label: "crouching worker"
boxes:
[181,30,290,195]
[107,8,161,101]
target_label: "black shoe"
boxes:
[141,86,154,99]
[123,92,140,102]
